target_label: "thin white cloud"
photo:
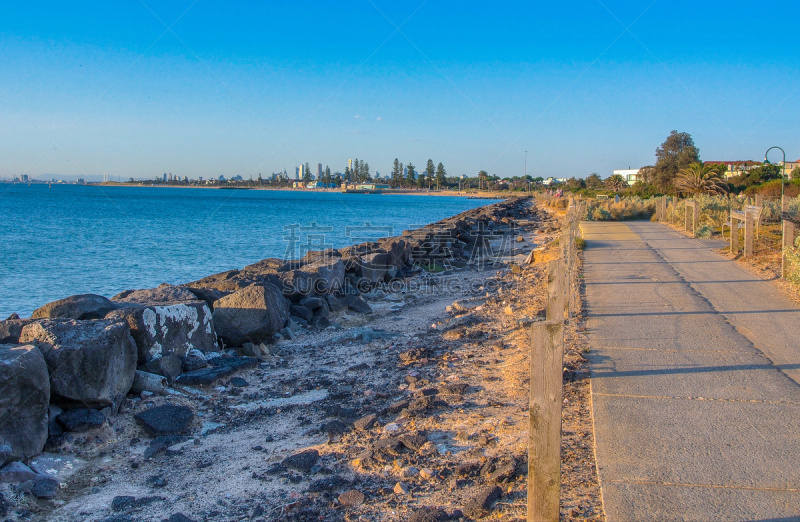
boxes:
[353,114,362,119]
[376,117,382,121]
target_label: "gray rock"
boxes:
[298,259,345,294]
[183,287,228,309]
[28,453,81,480]
[19,319,137,408]
[175,356,258,386]
[105,302,218,365]
[0,319,34,344]
[326,295,348,313]
[31,294,118,320]
[212,284,290,346]
[141,353,183,383]
[312,316,332,330]
[0,344,50,460]
[112,284,198,305]
[353,414,377,431]
[134,405,194,436]
[360,252,391,284]
[343,295,372,315]
[407,507,450,522]
[31,477,58,498]
[0,461,37,483]
[56,408,105,432]
[181,349,206,372]
[164,514,197,522]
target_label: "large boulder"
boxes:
[30,294,118,320]
[105,302,218,364]
[212,284,291,346]
[19,319,137,408]
[111,284,198,305]
[298,259,345,294]
[0,344,50,461]
[360,252,392,284]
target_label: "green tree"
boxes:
[358,159,366,181]
[406,163,416,186]
[392,158,403,187]
[425,159,435,188]
[344,166,351,182]
[363,162,370,180]
[303,162,312,182]
[792,166,800,180]
[605,174,627,192]
[674,163,727,195]
[586,173,603,189]
[478,170,488,190]
[435,162,447,189]
[652,130,700,193]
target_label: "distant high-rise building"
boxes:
[317,163,322,178]
[20,174,29,182]
[163,173,167,182]
[348,159,352,171]
[295,166,300,179]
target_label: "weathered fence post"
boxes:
[546,260,566,321]
[744,212,754,257]
[528,320,565,522]
[693,201,699,237]
[783,220,795,279]
[684,202,690,232]
[730,214,740,254]
[755,194,763,209]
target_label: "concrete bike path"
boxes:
[581,221,800,521]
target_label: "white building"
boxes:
[613,169,641,186]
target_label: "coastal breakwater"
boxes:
[0,197,534,479]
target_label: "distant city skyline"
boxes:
[1,1,798,182]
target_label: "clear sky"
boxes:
[1,1,798,182]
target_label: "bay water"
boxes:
[0,184,498,318]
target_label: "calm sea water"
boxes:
[0,184,498,318]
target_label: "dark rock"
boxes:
[299,297,324,310]
[462,485,502,519]
[325,295,348,313]
[112,284,197,305]
[291,305,314,323]
[56,408,105,432]
[6,313,20,320]
[229,377,248,387]
[0,491,11,517]
[352,414,377,431]
[175,355,258,385]
[0,461,38,483]
[322,420,348,436]
[297,259,345,294]
[134,405,194,436]
[0,319,33,344]
[388,400,409,413]
[360,252,391,283]
[311,316,332,329]
[373,438,403,456]
[488,459,517,483]
[212,284,291,346]
[183,287,228,309]
[19,319,137,408]
[337,489,365,507]
[439,383,470,396]
[455,462,480,477]
[0,344,50,460]
[31,477,58,499]
[31,294,118,320]
[342,295,372,315]
[408,507,450,522]
[281,449,319,473]
[111,495,136,512]
[398,433,427,452]
[163,514,196,522]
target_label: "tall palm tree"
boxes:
[605,174,627,192]
[674,163,727,195]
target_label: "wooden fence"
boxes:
[528,201,583,521]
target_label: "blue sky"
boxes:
[1,0,798,181]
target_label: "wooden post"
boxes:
[730,215,739,254]
[783,220,795,279]
[684,202,690,231]
[528,320,564,522]
[546,259,566,322]
[744,212,754,257]
[755,194,763,209]
[693,201,699,237]
[783,194,790,214]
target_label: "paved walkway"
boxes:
[581,221,800,522]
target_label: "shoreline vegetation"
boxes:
[1,196,605,521]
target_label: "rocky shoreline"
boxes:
[0,196,602,521]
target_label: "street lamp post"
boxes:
[764,146,787,204]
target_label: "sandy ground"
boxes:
[1,204,603,522]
